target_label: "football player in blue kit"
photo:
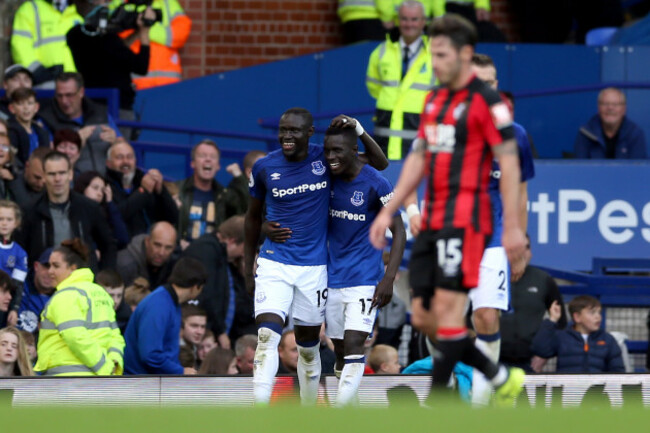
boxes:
[323,120,406,407]
[244,108,388,405]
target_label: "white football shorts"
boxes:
[254,257,327,326]
[468,246,510,311]
[325,285,377,340]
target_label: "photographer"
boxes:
[66,0,155,112]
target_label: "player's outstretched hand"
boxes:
[263,221,291,243]
[372,278,393,309]
[330,114,357,130]
[503,227,527,282]
[369,209,392,250]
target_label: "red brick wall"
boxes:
[178,0,517,79]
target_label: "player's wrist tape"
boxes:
[406,203,420,219]
[354,120,364,136]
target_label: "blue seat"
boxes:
[585,27,619,46]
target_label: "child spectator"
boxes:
[95,269,130,335]
[0,200,28,327]
[74,170,130,249]
[18,329,36,364]
[124,277,150,311]
[7,87,49,166]
[198,347,238,375]
[368,344,401,374]
[531,295,625,373]
[53,129,82,177]
[197,330,217,363]
[0,326,34,376]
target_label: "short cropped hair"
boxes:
[243,150,266,171]
[191,139,220,161]
[56,72,84,89]
[168,257,208,289]
[43,150,71,171]
[471,53,494,68]
[218,215,245,244]
[324,125,358,147]
[181,303,207,323]
[9,87,37,104]
[368,344,398,372]
[282,107,313,128]
[95,269,124,289]
[568,295,601,317]
[29,146,52,162]
[235,334,258,356]
[429,14,478,50]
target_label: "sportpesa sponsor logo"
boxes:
[330,208,366,221]
[379,191,394,206]
[272,181,328,198]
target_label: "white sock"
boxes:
[335,356,365,407]
[252,327,281,405]
[334,368,342,380]
[297,343,321,406]
[472,336,501,406]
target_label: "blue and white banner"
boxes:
[382,161,650,271]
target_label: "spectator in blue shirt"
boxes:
[123,256,207,375]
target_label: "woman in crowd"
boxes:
[35,238,125,376]
[0,326,34,376]
[74,171,130,249]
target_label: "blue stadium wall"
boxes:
[134,43,650,271]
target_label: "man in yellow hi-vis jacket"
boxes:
[11,0,83,86]
[366,0,434,160]
[35,242,124,376]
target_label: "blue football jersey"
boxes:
[327,165,394,288]
[488,121,536,247]
[0,241,28,282]
[249,144,330,266]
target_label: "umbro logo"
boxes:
[527,287,538,293]
[270,172,281,181]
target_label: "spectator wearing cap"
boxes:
[39,72,120,175]
[15,248,54,334]
[7,87,50,167]
[53,129,82,178]
[1,65,33,121]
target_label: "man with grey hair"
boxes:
[234,334,257,374]
[105,139,179,237]
[574,87,646,159]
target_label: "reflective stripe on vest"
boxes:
[339,0,376,8]
[41,354,106,375]
[132,71,182,80]
[163,0,172,46]
[12,29,33,38]
[109,347,124,358]
[373,126,418,139]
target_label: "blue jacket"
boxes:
[123,285,183,375]
[574,114,647,159]
[530,319,625,373]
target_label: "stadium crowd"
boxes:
[0,0,644,408]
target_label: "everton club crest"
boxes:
[351,191,364,207]
[311,161,326,175]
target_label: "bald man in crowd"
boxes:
[117,221,178,287]
[105,139,179,237]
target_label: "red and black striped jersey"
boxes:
[416,75,515,234]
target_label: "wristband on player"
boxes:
[406,203,420,219]
[353,119,364,136]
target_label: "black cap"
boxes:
[3,64,33,82]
